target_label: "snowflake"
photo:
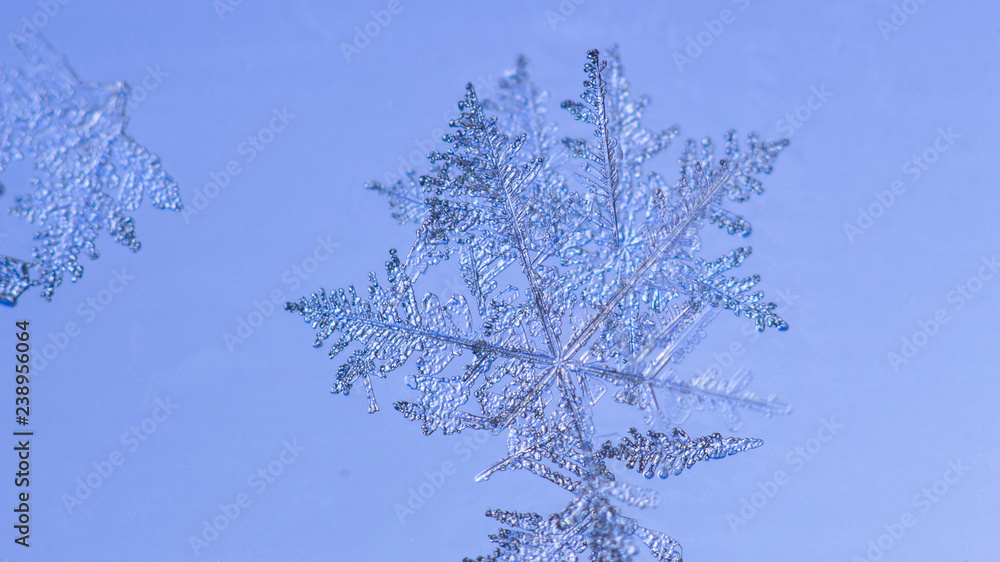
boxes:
[0,36,182,305]
[288,47,790,561]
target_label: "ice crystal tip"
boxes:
[288,46,790,560]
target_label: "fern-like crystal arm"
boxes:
[562,49,623,243]
[285,250,478,414]
[680,131,789,202]
[671,246,789,331]
[601,45,679,177]
[599,427,763,479]
[487,56,561,169]
[364,171,427,224]
[422,85,565,358]
[288,268,789,430]
[465,487,682,562]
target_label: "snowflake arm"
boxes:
[561,49,623,242]
[598,427,762,479]
[0,36,182,303]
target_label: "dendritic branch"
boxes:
[0,36,182,304]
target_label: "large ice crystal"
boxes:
[288,47,789,560]
[0,36,182,305]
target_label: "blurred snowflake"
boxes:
[0,36,182,305]
[288,47,789,561]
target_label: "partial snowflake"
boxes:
[0,36,182,305]
[288,47,790,561]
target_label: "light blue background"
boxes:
[1,1,998,560]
